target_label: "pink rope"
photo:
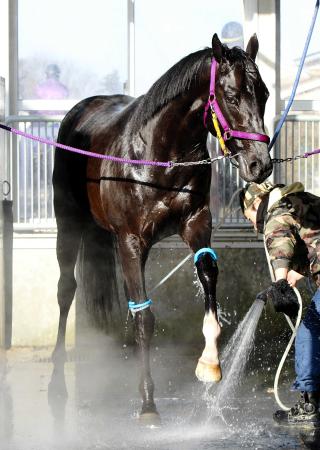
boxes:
[2,123,319,167]
[304,148,320,157]
[1,124,171,168]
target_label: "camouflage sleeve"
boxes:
[264,213,298,271]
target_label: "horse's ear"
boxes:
[245,34,259,61]
[211,33,224,63]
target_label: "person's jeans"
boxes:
[293,288,320,392]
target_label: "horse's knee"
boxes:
[194,248,218,281]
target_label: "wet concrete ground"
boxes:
[0,343,319,450]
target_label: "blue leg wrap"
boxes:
[128,299,152,313]
[194,247,218,264]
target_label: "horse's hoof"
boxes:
[48,376,68,400]
[139,411,161,427]
[195,359,222,383]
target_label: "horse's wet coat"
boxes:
[51,33,272,418]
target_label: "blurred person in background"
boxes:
[36,64,69,101]
[221,21,244,49]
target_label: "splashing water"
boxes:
[203,299,265,420]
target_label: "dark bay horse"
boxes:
[52,33,272,421]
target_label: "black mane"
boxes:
[131,47,212,132]
[130,45,253,132]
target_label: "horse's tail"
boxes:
[77,219,121,331]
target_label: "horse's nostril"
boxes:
[249,161,259,175]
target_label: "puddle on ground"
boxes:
[0,345,316,450]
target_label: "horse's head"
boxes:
[205,33,272,183]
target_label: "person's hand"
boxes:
[255,287,269,304]
[287,270,304,287]
[255,279,299,319]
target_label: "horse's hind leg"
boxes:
[48,215,83,402]
[180,207,222,383]
[52,216,84,364]
[118,234,159,423]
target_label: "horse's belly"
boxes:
[87,181,115,232]
[87,173,203,241]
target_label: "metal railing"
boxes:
[208,134,246,226]
[4,116,61,230]
[274,114,320,195]
[3,113,319,232]
[2,116,247,231]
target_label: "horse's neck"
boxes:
[140,94,209,162]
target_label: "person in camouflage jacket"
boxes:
[240,181,320,428]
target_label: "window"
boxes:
[134,0,244,96]
[15,0,128,225]
[18,0,128,113]
[281,0,320,102]
[276,0,320,195]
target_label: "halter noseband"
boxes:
[203,58,270,156]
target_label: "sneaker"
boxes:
[273,392,320,428]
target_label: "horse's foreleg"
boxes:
[118,235,159,422]
[194,251,221,382]
[181,209,222,382]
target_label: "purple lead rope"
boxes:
[1,122,319,167]
[305,148,320,157]
[0,124,171,168]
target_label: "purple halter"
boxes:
[203,58,270,153]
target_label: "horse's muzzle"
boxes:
[239,151,273,183]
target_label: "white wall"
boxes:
[12,234,75,347]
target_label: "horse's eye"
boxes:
[226,96,239,107]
